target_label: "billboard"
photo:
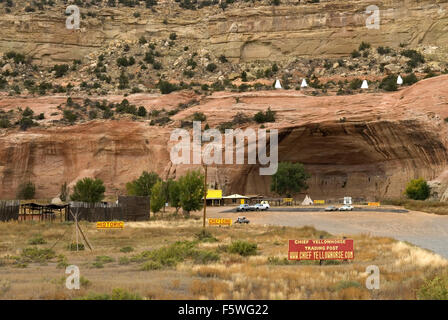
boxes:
[288,239,354,260]
[313,200,325,204]
[368,202,380,206]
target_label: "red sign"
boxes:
[288,239,354,260]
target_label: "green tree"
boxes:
[167,179,181,214]
[405,178,430,200]
[150,180,166,214]
[178,170,204,216]
[17,181,36,200]
[126,171,160,197]
[70,178,106,203]
[270,162,310,197]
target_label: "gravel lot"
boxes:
[207,206,448,258]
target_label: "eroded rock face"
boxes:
[2,0,448,65]
[2,75,448,200]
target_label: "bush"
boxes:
[192,112,206,122]
[417,275,448,300]
[20,248,56,263]
[227,240,257,256]
[158,80,178,94]
[16,182,35,200]
[358,42,371,51]
[206,63,217,72]
[137,106,147,117]
[28,235,46,245]
[403,73,418,85]
[379,74,398,91]
[405,178,430,200]
[351,50,361,58]
[254,107,276,123]
[120,246,134,253]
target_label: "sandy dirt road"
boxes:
[206,206,448,258]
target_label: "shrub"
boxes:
[63,109,78,124]
[20,248,56,263]
[28,235,46,245]
[349,78,362,90]
[158,80,178,94]
[254,107,276,123]
[16,182,35,200]
[377,46,391,55]
[379,74,398,91]
[227,240,257,256]
[417,275,448,300]
[95,256,114,264]
[192,112,206,122]
[351,50,361,58]
[405,178,430,200]
[403,73,418,86]
[137,106,147,117]
[52,64,70,78]
[120,246,134,253]
[358,42,371,51]
[206,63,217,72]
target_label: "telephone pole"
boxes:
[203,164,207,229]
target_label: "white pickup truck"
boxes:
[253,203,270,211]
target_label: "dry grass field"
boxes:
[0,215,447,300]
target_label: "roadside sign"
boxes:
[344,197,352,205]
[368,202,380,206]
[96,221,124,229]
[208,218,232,226]
[240,199,245,204]
[283,198,293,203]
[313,200,325,204]
[288,239,354,260]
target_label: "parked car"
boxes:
[236,204,255,212]
[338,205,354,211]
[235,216,250,224]
[324,206,338,211]
[253,203,270,211]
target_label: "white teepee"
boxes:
[301,79,308,88]
[397,75,403,85]
[301,195,313,206]
[274,79,282,89]
[361,80,369,89]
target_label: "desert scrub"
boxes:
[120,246,134,253]
[118,257,130,265]
[227,240,257,256]
[133,241,220,270]
[28,234,46,245]
[195,229,218,243]
[417,275,448,299]
[19,248,56,263]
[331,280,362,292]
[95,256,114,264]
[76,288,142,300]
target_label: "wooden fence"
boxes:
[0,200,20,222]
[67,202,124,222]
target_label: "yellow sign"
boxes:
[240,199,245,204]
[208,218,232,226]
[368,202,380,206]
[283,198,293,203]
[314,200,325,204]
[96,221,124,229]
[206,189,222,199]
